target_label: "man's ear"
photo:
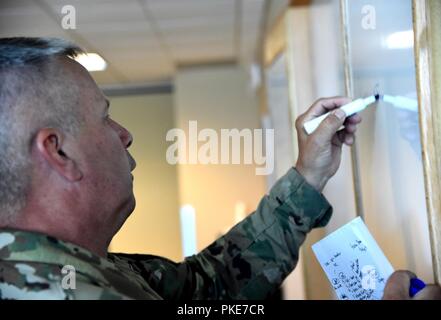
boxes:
[34,128,83,182]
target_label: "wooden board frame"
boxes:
[339,0,365,220]
[413,0,441,284]
[340,0,441,283]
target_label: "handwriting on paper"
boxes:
[312,217,394,300]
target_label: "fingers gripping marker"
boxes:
[303,96,377,135]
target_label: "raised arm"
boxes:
[112,97,361,300]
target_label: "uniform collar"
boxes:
[0,228,119,283]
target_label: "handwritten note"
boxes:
[312,217,394,300]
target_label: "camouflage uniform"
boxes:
[0,168,332,300]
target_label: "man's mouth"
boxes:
[128,152,137,171]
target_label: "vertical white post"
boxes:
[179,205,197,258]
[234,201,247,224]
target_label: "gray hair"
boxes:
[0,37,85,223]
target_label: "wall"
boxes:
[264,51,307,299]
[174,65,267,253]
[109,93,182,262]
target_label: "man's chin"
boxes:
[128,194,136,213]
[123,192,136,218]
[112,195,136,236]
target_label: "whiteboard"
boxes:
[347,0,433,281]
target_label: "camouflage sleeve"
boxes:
[114,167,332,300]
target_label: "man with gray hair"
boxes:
[0,37,428,300]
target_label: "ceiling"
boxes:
[0,0,282,86]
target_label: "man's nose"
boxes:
[114,120,133,148]
[121,127,133,148]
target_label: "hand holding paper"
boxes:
[312,217,394,300]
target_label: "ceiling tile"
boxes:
[172,44,235,62]
[156,16,235,31]
[0,1,64,37]
[1,0,265,83]
[81,32,160,51]
[42,0,146,24]
[146,0,234,20]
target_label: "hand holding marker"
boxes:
[303,94,381,134]
[304,89,425,298]
[303,91,418,134]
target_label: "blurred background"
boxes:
[0,0,434,299]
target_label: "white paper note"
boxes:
[312,217,394,300]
